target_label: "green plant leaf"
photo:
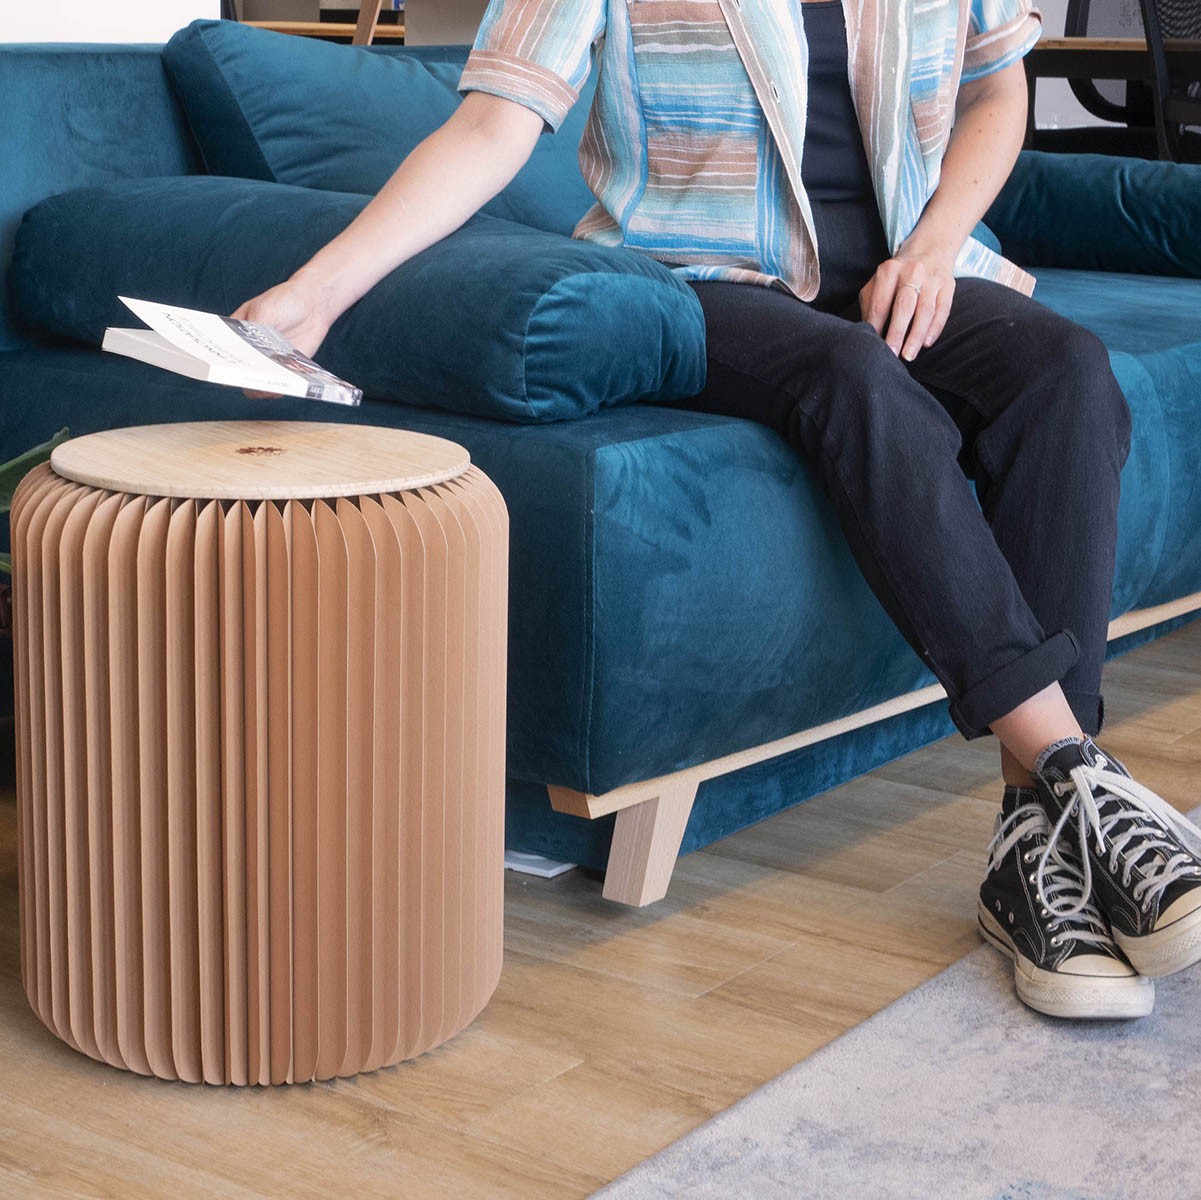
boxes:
[0,427,70,514]
[0,552,10,578]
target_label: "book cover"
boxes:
[103,297,363,407]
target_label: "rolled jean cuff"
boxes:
[947,629,1081,740]
[1063,688,1104,737]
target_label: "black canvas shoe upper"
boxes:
[1032,736,1201,939]
[980,785,1133,975]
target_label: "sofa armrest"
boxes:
[984,151,1201,278]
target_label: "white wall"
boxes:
[1,1,219,44]
[404,0,488,46]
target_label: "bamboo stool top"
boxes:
[50,420,471,501]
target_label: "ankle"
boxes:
[1000,745,1036,789]
[989,683,1084,773]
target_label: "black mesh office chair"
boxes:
[1031,0,1160,157]
[1141,0,1201,161]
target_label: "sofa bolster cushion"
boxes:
[162,20,598,237]
[985,151,1201,277]
[10,175,707,423]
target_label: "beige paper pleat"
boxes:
[264,501,293,1085]
[11,462,508,1084]
[166,501,203,1083]
[38,486,71,1048]
[440,477,485,1024]
[59,488,102,1067]
[424,485,468,1045]
[312,499,349,1083]
[11,471,64,1009]
[357,497,402,1075]
[137,499,174,1080]
[244,502,270,1086]
[380,493,429,1061]
[109,495,151,1077]
[218,501,249,1086]
[193,501,225,1085]
[337,497,376,1078]
[81,491,126,1070]
[287,500,320,1084]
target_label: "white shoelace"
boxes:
[987,803,1111,949]
[1036,753,1201,919]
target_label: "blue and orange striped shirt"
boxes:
[459,0,1043,299]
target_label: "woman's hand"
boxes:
[858,249,956,362]
[231,273,337,360]
[857,59,1027,362]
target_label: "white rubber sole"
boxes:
[1115,904,1201,978]
[977,905,1154,1020]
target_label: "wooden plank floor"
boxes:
[2,619,1198,1198]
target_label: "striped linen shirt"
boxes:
[458,0,1043,299]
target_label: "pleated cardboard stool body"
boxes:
[11,421,508,1084]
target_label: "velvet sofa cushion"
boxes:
[0,45,201,355]
[986,151,1201,278]
[161,20,597,237]
[10,175,707,423]
[3,258,1196,796]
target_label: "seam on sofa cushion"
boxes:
[164,28,275,181]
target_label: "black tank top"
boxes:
[799,1,876,202]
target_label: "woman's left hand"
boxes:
[858,249,956,362]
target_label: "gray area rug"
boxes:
[596,921,1201,1199]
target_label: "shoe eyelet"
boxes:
[1008,911,1015,924]
[1028,873,1037,884]
[1050,935,1062,946]
[1053,783,1067,797]
[1040,908,1049,917]
[1023,852,1035,863]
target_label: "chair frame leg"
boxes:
[600,781,700,906]
[353,0,383,45]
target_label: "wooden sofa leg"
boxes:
[601,780,699,906]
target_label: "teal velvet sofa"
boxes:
[3,32,1200,906]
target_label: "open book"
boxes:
[102,296,362,407]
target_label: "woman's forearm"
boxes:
[860,59,1027,360]
[291,92,544,324]
[899,60,1028,264]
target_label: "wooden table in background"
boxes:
[1024,36,1201,143]
[245,19,405,43]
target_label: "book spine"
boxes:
[306,381,363,408]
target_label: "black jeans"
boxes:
[658,196,1133,739]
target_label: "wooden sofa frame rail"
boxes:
[548,592,1201,906]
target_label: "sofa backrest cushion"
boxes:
[162,20,598,237]
[0,45,201,355]
[10,175,706,423]
[986,151,1201,278]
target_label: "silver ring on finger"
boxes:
[901,282,922,297]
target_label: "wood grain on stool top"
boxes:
[50,421,471,500]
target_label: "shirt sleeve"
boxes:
[962,0,1043,83]
[457,0,606,133]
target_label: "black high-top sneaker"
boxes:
[978,786,1153,1018]
[1033,736,1201,979]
